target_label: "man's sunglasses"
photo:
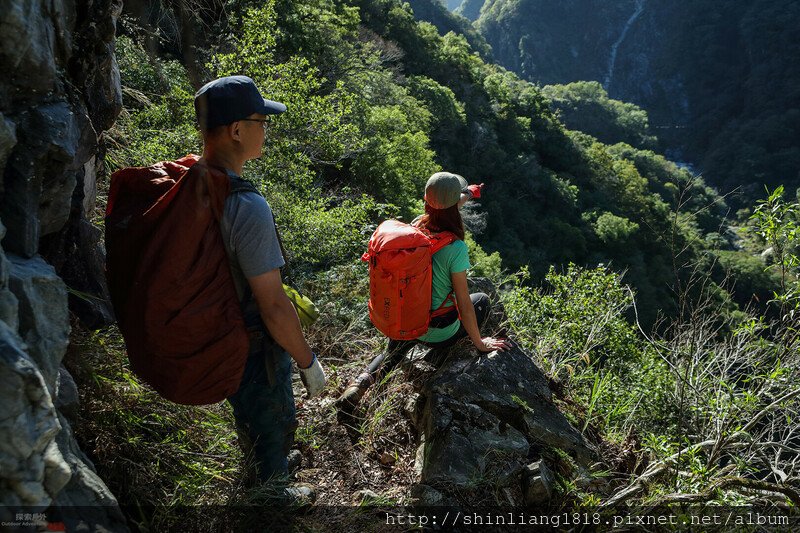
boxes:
[240,118,270,128]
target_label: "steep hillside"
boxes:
[102,0,780,332]
[406,0,492,58]
[455,0,486,21]
[350,0,772,327]
[474,0,800,205]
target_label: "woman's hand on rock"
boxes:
[475,336,511,353]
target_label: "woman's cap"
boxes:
[424,172,468,209]
[194,75,287,130]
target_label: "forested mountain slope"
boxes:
[469,0,800,205]
[112,0,785,326]
[333,0,777,326]
[406,0,492,58]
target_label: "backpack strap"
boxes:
[428,231,460,321]
[228,176,293,281]
[226,177,279,334]
[429,231,457,254]
[229,176,260,195]
[227,177,305,338]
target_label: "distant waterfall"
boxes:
[603,0,645,91]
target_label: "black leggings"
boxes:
[368,292,491,377]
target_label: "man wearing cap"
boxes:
[194,75,325,500]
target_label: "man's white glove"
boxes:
[299,353,326,398]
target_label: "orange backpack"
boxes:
[361,220,457,340]
[104,155,249,405]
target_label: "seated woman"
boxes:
[337,172,510,412]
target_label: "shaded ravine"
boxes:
[603,0,645,90]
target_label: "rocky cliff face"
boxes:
[474,0,688,145]
[474,0,800,201]
[477,0,639,85]
[0,0,126,529]
[473,0,687,138]
[592,0,690,151]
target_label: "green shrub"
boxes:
[502,264,675,434]
[107,37,200,169]
[593,212,639,245]
[465,231,502,280]
[750,185,800,315]
[503,264,642,376]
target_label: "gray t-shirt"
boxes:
[219,171,285,301]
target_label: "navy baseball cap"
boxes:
[194,75,287,130]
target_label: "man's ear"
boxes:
[228,121,241,142]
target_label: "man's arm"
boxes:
[247,268,313,368]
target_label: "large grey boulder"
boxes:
[416,343,594,499]
[421,394,530,486]
[35,104,96,238]
[7,254,70,396]
[0,321,68,508]
[1,102,95,257]
[50,413,128,531]
[0,322,127,531]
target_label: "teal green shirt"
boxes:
[417,239,471,343]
